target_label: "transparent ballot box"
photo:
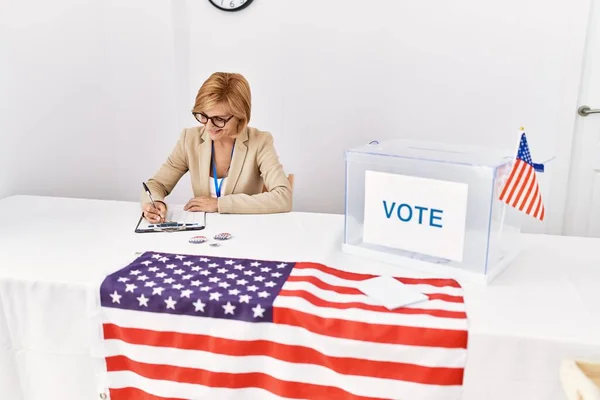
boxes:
[342,139,524,284]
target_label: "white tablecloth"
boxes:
[0,195,599,400]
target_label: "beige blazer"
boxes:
[141,126,292,214]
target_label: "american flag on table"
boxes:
[99,251,468,400]
[499,129,545,221]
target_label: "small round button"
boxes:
[214,232,232,241]
[188,235,207,244]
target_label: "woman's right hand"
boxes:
[142,201,167,223]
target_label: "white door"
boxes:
[564,0,600,237]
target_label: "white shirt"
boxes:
[209,176,227,198]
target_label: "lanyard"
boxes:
[211,141,235,198]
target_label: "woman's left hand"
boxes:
[184,196,218,213]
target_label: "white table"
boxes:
[0,195,599,400]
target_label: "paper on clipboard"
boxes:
[135,205,206,233]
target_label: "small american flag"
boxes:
[99,251,468,400]
[499,131,545,221]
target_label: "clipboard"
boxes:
[135,205,206,233]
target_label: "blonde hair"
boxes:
[192,72,251,136]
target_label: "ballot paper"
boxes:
[357,275,429,310]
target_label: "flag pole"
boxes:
[498,127,525,240]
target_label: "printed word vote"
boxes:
[382,201,443,228]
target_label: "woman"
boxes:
[141,72,292,222]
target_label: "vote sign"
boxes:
[363,171,468,262]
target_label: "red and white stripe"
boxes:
[101,262,468,400]
[499,158,545,220]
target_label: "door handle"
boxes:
[578,105,600,117]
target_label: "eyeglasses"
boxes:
[192,112,234,128]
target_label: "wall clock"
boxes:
[208,0,254,12]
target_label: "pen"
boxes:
[142,182,156,208]
[142,182,164,222]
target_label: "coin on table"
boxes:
[214,232,232,241]
[188,236,207,244]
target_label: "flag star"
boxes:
[260,267,272,272]
[225,260,235,265]
[243,270,255,276]
[144,281,156,287]
[252,304,265,318]
[229,288,241,295]
[174,269,185,275]
[265,281,276,288]
[226,273,238,279]
[200,270,211,276]
[223,302,236,315]
[234,264,245,270]
[125,283,138,293]
[117,277,130,283]
[218,282,231,289]
[148,266,159,272]
[217,268,227,274]
[239,294,252,303]
[164,278,175,284]
[271,272,282,278]
[130,270,141,276]
[110,291,122,304]
[247,285,258,292]
[199,257,210,262]
[152,254,162,259]
[208,277,220,283]
[172,284,184,290]
[200,286,211,292]
[137,294,149,307]
[276,263,287,269]
[152,287,165,296]
[155,272,167,278]
[159,257,169,263]
[166,264,177,270]
[208,263,219,268]
[191,280,202,287]
[237,279,248,286]
[192,266,201,272]
[254,276,265,282]
[193,299,206,312]
[175,255,186,260]
[137,275,149,281]
[180,289,193,298]
[164,296,176,309]
[258,291,271,298]
[182,274,193,280]
[209,292,223,301]
[183,261,193,266]
[250,262,261,267]
[141,260,152,266]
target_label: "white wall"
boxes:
[0,0,180,201]
[1,0,114,199]
[0,0,590,234]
